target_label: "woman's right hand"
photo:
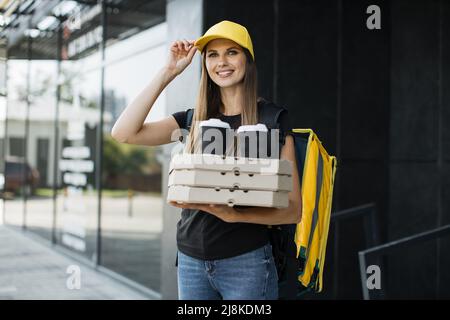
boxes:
[165,39,198,77]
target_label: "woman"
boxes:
[111,20,302,300]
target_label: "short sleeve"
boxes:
[171,108,193,130]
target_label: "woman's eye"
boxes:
[207,51,237,57]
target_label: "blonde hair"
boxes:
[185,48,259,154]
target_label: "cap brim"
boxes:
[194,34,254,60]
[194,34,225,53]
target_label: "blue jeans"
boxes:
[177,243,278,300]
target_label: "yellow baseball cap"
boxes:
[194,20,255,60]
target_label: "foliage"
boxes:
[102,135,161,176]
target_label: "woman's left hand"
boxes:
[168,201,237,223]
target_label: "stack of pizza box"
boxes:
[167,153,293,208]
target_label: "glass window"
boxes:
[54,7,102,260]
[25,44,58,241]
[100,24,167,292]
[0,46,5,219]
[55,57,101,260]
[2,0,168,293]
[4,59,28,229]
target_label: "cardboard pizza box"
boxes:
[169,153,293,176]
[168,168,292,192]
[167,185,289,208]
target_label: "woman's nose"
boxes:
[217,56,228,66]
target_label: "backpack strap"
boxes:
[185,108,194,132]
[258,100,284,128]
[257,99,288,151]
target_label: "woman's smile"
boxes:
[216,70,234,78]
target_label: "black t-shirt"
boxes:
[171,99,293,260]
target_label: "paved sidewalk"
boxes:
[0,225,152,300]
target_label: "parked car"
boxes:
[0,156,40,197]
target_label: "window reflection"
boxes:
[0,96,5,210]
[2,1,167,294]
[25,58,57,241]
[100,25,166,292]
[52,3,103,260]
[4,60,28,229]
[55,55,101,260]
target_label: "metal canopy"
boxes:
[1,0,165,60]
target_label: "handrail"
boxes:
[331,203,375,221]
[358,224,450,300]
[360,224,450,256]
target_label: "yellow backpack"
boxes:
[271,129,337,299]
[293,129,337,292]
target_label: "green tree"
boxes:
[102,135,161,188]
[102,135,127,176]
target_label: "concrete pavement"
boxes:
[0,224,153,300]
